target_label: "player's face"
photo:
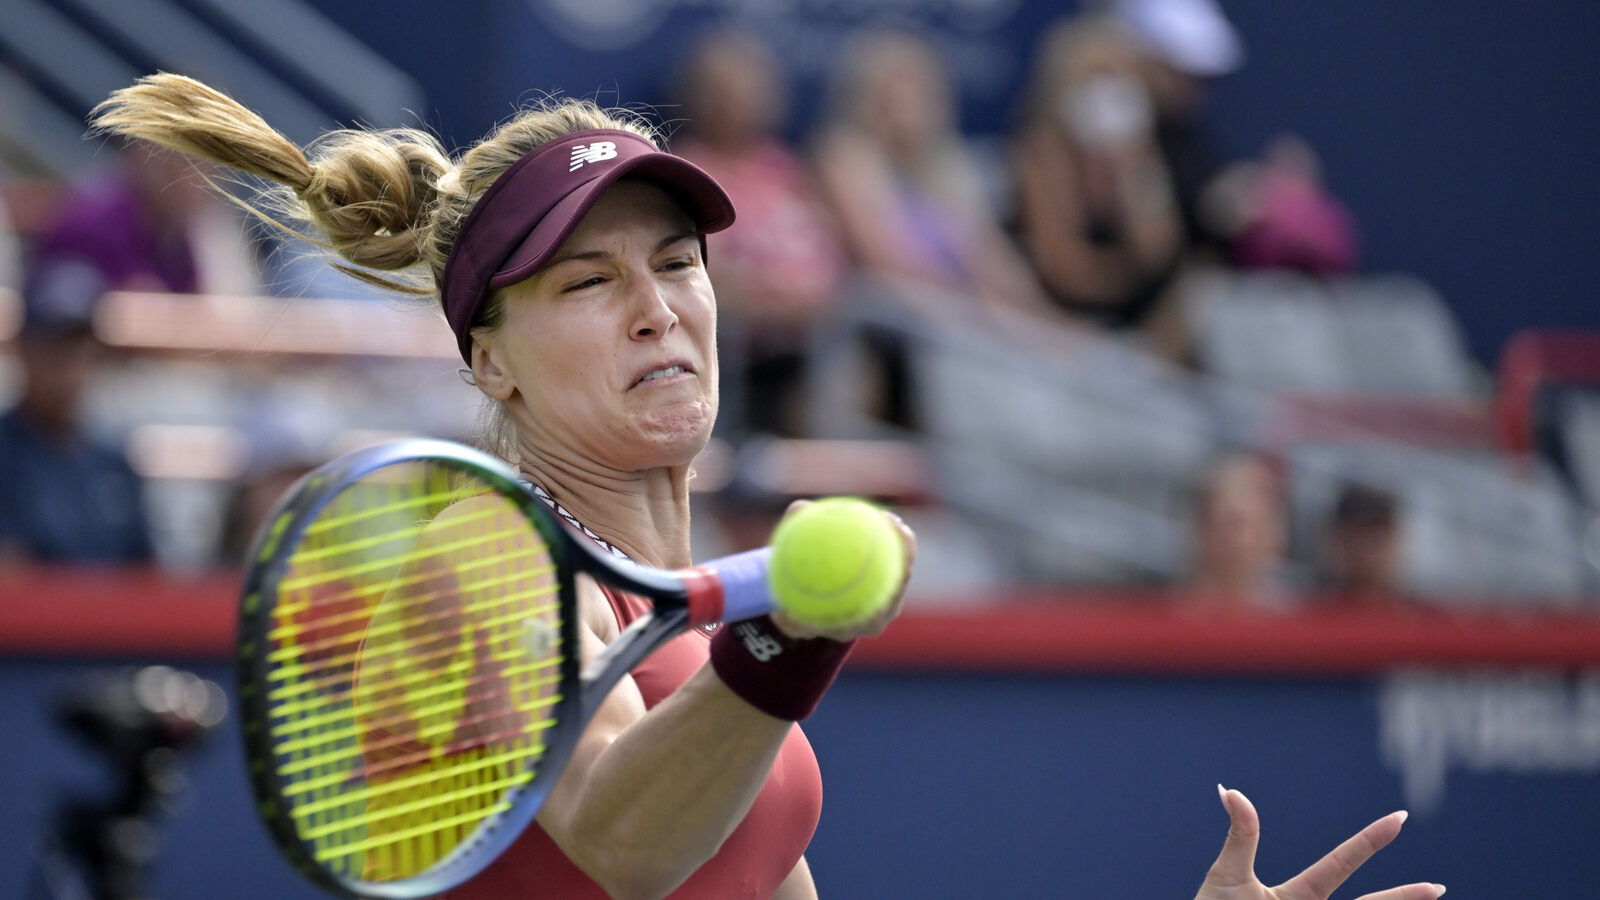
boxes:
[485,180,719,472]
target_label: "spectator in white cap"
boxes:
[1011,13,1188,349]
[1113,0,1244,79]
[1107,0,1244,252]
[1109,0,1360,278]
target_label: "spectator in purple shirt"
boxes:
[31,137,258,297]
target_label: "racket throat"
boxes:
[578,610,686,720]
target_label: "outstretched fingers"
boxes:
[1277,810,1443,900]
[1353,885,1447,900]
[1203,785,1261,889]
[1277,809,1405,899]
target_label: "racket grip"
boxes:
[685,547,774,627]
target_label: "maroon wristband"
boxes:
[709,615,855,721]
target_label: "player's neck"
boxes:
[517,452,693,569]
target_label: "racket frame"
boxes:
[237,438,775,897]
[237,439,590,898]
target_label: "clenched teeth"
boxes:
[637,365,686,384]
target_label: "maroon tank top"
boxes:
[442,585,823,899]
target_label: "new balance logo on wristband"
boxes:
[711,615,854,720]
[569,141,619,171]
[735,622,785,662]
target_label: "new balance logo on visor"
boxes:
[569,141,619,171]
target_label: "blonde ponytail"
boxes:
[90,73,316,190]
[89,73,659,304]
[90,72,451,295]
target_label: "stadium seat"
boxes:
[1285,441,1592,604]
[1330,275,1476,397]
[1188,269,1353,393]
[1190,270,1477,399]
[1557,389,1600,509]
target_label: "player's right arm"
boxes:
[532,577,796,900]
[534,507,913,899]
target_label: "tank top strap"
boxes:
[518,479,632,562]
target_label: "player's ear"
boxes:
[470,337,517,401]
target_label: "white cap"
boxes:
[1113,0,1244,77]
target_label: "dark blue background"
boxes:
[304,0,1600,366]
[2,658,1593,898]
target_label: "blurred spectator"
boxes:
[1109,0,1358,275]
[1202,134,1360,276]
[673,28,850,438]
[0,188,21,295]
[0,262,153,564]
[31,137,259,297]
[1318,482,1406,609]
[1107,0,1239,252]
[812,27,1048,322]
[1012,14,1186,334]
[1184,451,1293,612]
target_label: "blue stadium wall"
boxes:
[2,655,1597,898]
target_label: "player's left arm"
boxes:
[1194,787,1445,900]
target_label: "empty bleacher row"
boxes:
[805,269,1598,603]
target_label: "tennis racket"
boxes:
[237,438,816,898]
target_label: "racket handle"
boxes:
[684,547,774,627]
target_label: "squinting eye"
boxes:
[564,276,605,292]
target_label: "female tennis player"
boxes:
[89,75,1437,900]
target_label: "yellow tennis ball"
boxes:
[768,498,905,629]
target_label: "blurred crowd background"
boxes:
[2,0,1598,614]
[3,2,1599,898]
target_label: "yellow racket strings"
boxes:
[263,465,567,881]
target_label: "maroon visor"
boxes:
[440,128,736,362]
